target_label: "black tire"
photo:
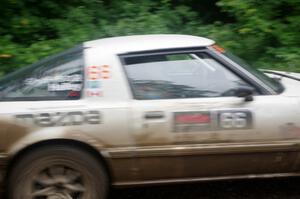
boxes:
[7,144,108,199]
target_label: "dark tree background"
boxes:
[0,0,299,75]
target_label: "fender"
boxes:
[0,119,108,157]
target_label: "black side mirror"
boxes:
[235,87,254,102]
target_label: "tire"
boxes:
[7,144,108,199]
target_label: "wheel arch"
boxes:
[5,139,112,186]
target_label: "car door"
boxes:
[121,50,300,182]
[0,48,86,149]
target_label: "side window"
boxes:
[0,50,83,101]
[123,52,255,100]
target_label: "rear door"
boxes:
[0,47,86,150]
[121,49,299,182]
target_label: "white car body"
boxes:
[0,35,300,197]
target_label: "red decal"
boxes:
[101,69,111,79]
[87,65,111,79]
[101,65,111,79]
[176,114,210,124]
[87,66,101,80]
[68,91,80,97]
[89,74,100,80]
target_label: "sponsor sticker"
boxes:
[87,80,101,89]
[87,65,111,80]
[86,65,111,97]
[87,66,101,80]
[173,109,253,133]
[15,110,101,127]
[48,83,82,91]
[25,75,82,85]
[174,112,212,132]
[86,90,102,97]
[101,65,111,79]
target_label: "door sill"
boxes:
[112,172,300,187]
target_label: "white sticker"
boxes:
[48,83,82,91]
[25,75,82,86]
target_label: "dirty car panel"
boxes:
[0,35,300,198]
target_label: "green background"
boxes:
[0,0,299,76]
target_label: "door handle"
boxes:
[144,111,164,119]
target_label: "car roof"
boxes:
[84,34,215,54]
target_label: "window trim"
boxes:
[0,45,85,101]
[119,47,272,100]
[207,48,279,95]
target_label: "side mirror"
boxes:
[235,87,254,102]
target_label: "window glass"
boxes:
[222,51,283,93]
[123,53,254,100]
[0,50,83,101]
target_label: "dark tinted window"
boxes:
[123,52,254,100]
[0,49,83,101]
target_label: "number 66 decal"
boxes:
[217,110,253,130]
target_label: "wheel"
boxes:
[8,144,108,199]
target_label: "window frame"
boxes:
[119,47,272,100]
[0,45,85,101]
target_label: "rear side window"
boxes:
[0,49,83,101]
[122,52,255,100]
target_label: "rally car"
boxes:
[0,34,300,199]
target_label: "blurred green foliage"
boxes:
[0,0,299,74]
